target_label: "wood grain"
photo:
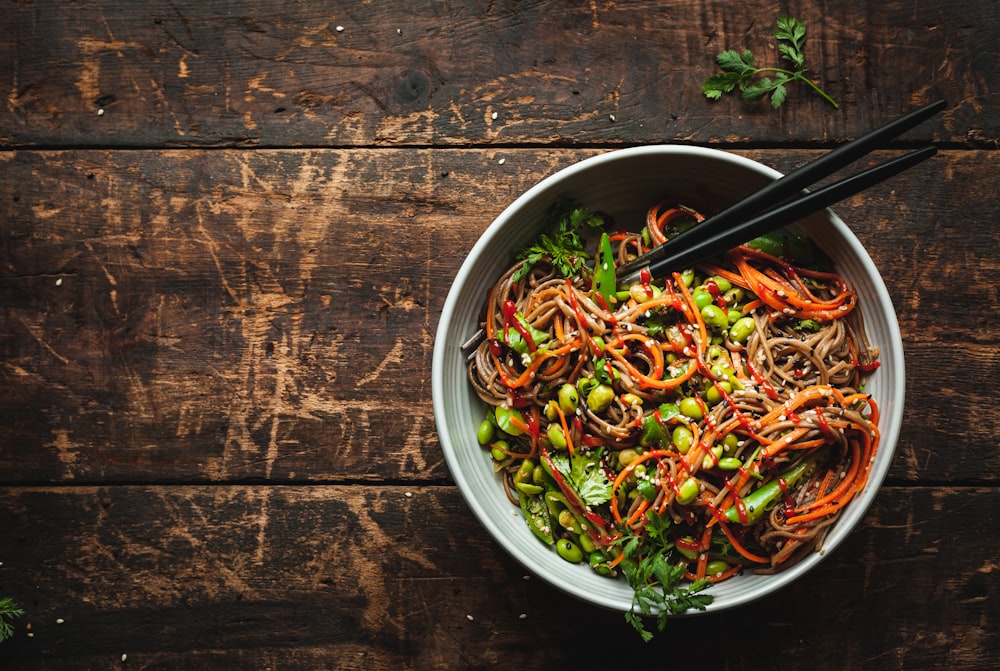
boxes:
[1,0,997,666]
[0,485,995,670]
[1,149,997,485]
[1,0,995,148]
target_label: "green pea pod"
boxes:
[544,489,570,518]
[517,490,554,545]
[745,231,832,270]
[724,451,823,525]
[594,232,616,303]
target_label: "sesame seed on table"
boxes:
[0,1,997,668]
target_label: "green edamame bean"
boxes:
[679,397,703,420]
[676,477,700,505]
[729,316,755,343]
[704,380,732,405]
[621,392,643,407]
[706,344,727,364]
[718,457,743,471]
[544,400,559,421]
[557,383,579,414]
[710,276,732,293]
[477,418,495,445]
[629,283,662,303]
[515,459,534,483]
[556,538,583,563]
[490,442,509,462]
[672,425,694,454]
[692,290,713,309]
[701,304,728,332]
[515,480,544,495]
[618,448,640,467]
[680,269,695,287]
[705,560,729,577]
[532,465,547,486]
[587,384,615,413]
[589,552,613,575]
[723,286,744,304]
[557,509,579,532]
[702,445,724,470]
[546,423,568,450]
[579,533,597,554]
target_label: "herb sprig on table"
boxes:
[703,14,838,109]
[0,597,24,643]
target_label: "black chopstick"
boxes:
[618,145,937,285]
[618,99,945,283]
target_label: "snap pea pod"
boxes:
[517,490,554,544]
[594,232,616,303]
[723,451,823,525]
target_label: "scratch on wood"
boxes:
[44,428,81,478]
[18,316,73,365]
[356,339,405,387]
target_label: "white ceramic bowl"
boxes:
[432,145,904,613]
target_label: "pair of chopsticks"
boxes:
[617,99,945,285]
[460,100,943,361]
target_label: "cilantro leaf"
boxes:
[513,202,605,282]
[614,509,715,641]
[702,14,837,109]
[716,49,756,74]
[550,450,613,507]
[0,596,24,642]
[502,313,551,355]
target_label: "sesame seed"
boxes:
[56,618,65,624]
[609,113,616,122]
[336,25,344,32]
[491,111,498,120]
[55,278,63,286]
[404,491,412,498]
[498,157,506,165]
[519,613,528,619]
[466,614,474,621]
[97,109,105,116]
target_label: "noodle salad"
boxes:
[465,199,881,638]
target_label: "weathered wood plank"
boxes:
[1,148,997,485]
[1,0,994,148]
[0,485,995,669]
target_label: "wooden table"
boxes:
[1,1,997,668]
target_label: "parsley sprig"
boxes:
[616,509,713,641]
[512,202,605,282]
[0,596,24,643]
[703,14,838,109]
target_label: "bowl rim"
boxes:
[432,144,905,613]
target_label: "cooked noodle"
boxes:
[467,200,881,587]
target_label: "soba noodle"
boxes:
[466,199,880,612]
